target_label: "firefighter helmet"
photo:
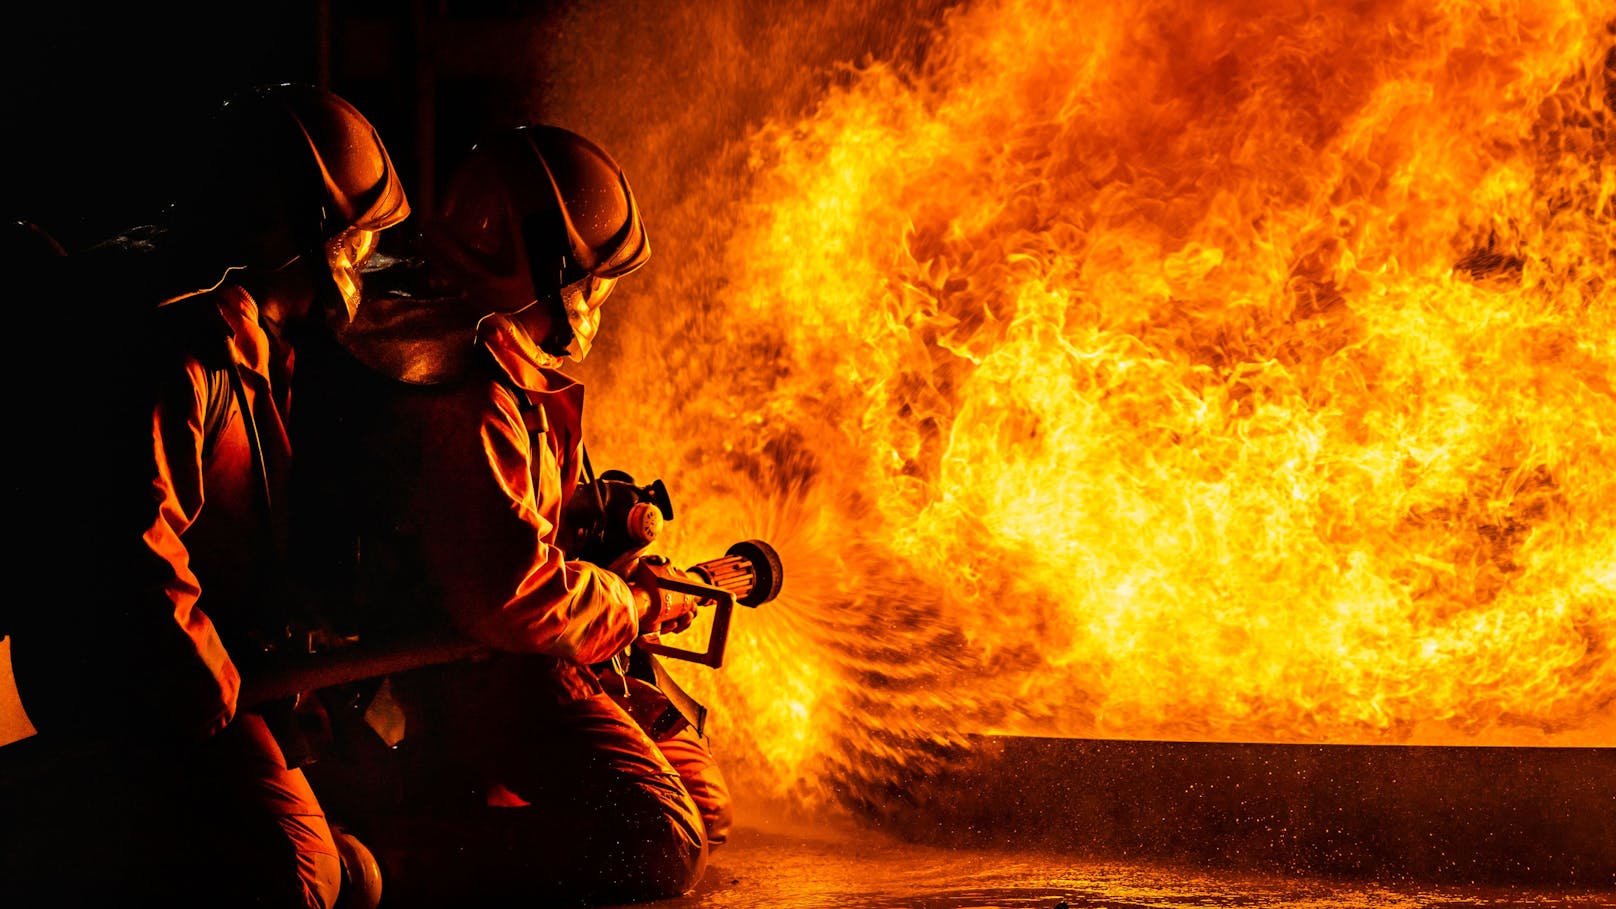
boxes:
[430,124,649,361]
[3,219,67,260]
[188,83,410,319]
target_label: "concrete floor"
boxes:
[613,821,1616,909]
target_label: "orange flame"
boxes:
[553,0,1616,804]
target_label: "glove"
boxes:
[622,554,702,637]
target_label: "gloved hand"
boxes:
[620,554,703,637]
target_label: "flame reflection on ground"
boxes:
[597,822,1616,909]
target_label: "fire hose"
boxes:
[239,536,783,707]
[1,468,783,782]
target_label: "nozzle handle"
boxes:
[635,539,781,669]
[636,577,736,669]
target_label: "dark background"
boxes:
[1,0,570,252]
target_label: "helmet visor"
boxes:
[326,227,380,321]
[560,274,615,361]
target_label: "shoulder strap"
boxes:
[505,374,603,512]
[158,294,248,471]
[514,384,549,439]
[199,365,235,461]
[192,320,272,516]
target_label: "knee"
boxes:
[256,829,342,909]
[557,775,708,902]
[686,761,733,849]
[586,771,709,898]
[604,805,709,902]
[305,850,344,909]
[365,789,707,907]
[702,792,735,850]
[330,828,383,909]
[656,727,734,849]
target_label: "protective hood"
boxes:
[335,288,486,385]
[335,259,576,394]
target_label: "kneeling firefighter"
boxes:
[290,124,731,906]
[3,83,409,909]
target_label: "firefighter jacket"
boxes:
[300,288,641,668]
[12,284,296,741]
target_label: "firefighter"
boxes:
[290,124,731,906]
[2,83,409,909]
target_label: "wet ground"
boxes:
[596,734,1616,908]
[618,821,1616,909]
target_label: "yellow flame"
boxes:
[558,0,1616,804]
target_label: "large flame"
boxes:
[543,0,1615,805]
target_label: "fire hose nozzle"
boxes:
[689,539,783,607]
[637,539,783,668]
